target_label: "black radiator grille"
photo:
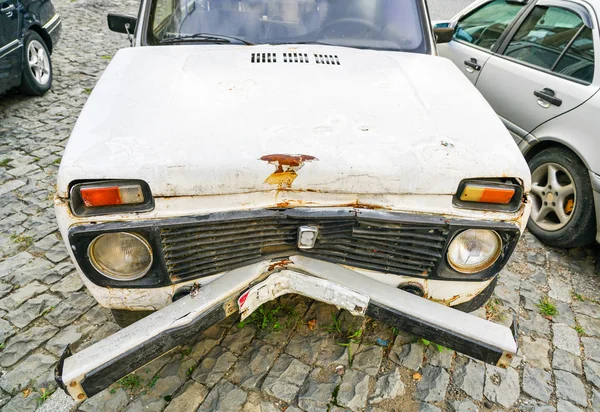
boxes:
[161,215,449,282]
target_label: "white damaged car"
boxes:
[54,0,531,401]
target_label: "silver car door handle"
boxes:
[464,58,481,73]
[0,4,16,13]
[534,88,562,107]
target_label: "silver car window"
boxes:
[504,5,594,84]
[454,0,525,51]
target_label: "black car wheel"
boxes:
[19,31,52,96]
[453,277,498,313]
[527,147,596,248]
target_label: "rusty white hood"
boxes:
[57,44,530,198]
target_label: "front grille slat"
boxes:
[161,213,449,282]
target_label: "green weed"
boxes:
[537,296,558,317]
[118,374,142,390]
[0,158,12,167]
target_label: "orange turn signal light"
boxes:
[460,184,515,205]
[80,184,144,207]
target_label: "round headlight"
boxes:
[447,229,502,274]
[89,232,153,280]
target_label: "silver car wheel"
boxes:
[530,162,576,231]
[27,40,51,86]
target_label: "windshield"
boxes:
[147,0,428,52]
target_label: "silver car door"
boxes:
[475,0,599,134]
[438,0,528,84]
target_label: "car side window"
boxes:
[454,0,525,50]
[504,6,594,84]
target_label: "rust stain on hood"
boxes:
[261,154,317,188]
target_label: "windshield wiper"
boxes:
[160,33,253,45]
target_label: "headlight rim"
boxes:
[88,232,154,281]
[446,229,502,274]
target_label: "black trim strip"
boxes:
[366,301,504,364]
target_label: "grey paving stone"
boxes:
[553,348,583,376]
[553,324,580,355]
[0,318,15,343]
[45,291,96,327]
[416,365,449,403]
[390,342,424,371]
[352,344,384,376]
[261,353,310,403]
[553,301,576,327]
[228,340,277,390]
[521,311,551,338]
[556,400,583,412]
[314,334,349,367]
[123,395,166,412]
[483,365,519,408]
[79,388,129,412]
[285,330,327,365]
[0,251,34,279]
[198,380,247,412]
[369,368,404,405]
[521,336,551,369]
[548,277,571,303]
[1,391,40,412]
[451,399,479,412]
[192,346,237,388]
[10,257,55,286]
[0,281,47,310]
[576,314,600,337]
[0,324,58,367]
[298,368,340,411]
[572,300,600,319]
[583,359,600,388]
[0,283,13,300]
[189,335,220,362]
[419,403,441,412]
[592,388,600,411]
[337,369,370,412]
[0,354,56,394]
[221,323,256,356]
[164,381,208,412]
[555,370,587,407]
[50,271,84,298]
[425,345,454,369]
[582,337,600,362]
[453,358,485,401]
[522,366,552,403]
[5,292,61,328]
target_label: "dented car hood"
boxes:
[57,45,531,198]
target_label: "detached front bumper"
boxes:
[56,255,517,402]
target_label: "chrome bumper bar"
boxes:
[56,256,517,401]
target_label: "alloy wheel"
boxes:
[530,162,576,231]
[27,40,51,86]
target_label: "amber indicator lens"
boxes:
[460,184,515,205]
[80,184,144,207]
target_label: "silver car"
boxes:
[436,0,598,248]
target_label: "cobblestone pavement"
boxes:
[1,0,600,411]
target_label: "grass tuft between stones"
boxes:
[537,296,558,317]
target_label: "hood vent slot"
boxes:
[251,53,276,63]
[283,52,309,63]
[314,54,340,65]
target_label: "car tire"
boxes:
[453,277,497,313]
[18,31,52,96]
[527,147,596,248]
[111,309,153,328]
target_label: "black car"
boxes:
[0,0,61,96]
